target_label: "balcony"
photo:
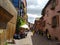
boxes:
[0,6,13,23]
[0,0,17,16]
[0,0,17,28]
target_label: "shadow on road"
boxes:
[31,34,57,45]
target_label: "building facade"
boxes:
[11,0,28,23]
[33,18,41,33]
[28,22,33,31]
[22,0,28,23]
[0,0,17,45]
[39,17,44,33]
[41,0,60,41]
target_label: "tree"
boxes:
[16,16,26,34]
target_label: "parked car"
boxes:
[13,33,21,39]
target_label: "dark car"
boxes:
[13,33,21,39]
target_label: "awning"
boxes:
[20,24,29,29]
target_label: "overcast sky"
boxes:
[27,0,49,24]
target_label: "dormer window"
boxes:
[51,0,56,10]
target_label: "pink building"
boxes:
[41,0,60,41]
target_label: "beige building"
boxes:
[0,0,17,45]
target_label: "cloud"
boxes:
[37,0,49,9]
[27,0,42,15]
[26,0,49,23]
[27,14,41,18]
[27,13,42,24]
[28,17,35,24]
[27,0,49,15]
[27,0,37,6]
[27,7,41,15]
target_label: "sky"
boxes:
[27,0,49,24]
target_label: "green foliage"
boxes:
[5,42,7,45]
[17,16,26,26]
[16,16,26,33]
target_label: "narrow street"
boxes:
[14,31,58,45]
[1,0,60,45]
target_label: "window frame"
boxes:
[52,15,59,28]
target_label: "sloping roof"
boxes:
[41,0,52,16]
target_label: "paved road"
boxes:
[31,34,58,45]
[11,32,59,45]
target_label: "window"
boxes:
[45,10,49,17]
[22,2,25,8]
[47,10,49,17]
[20,4,23,9]
[52,15,59,28]
[20,2,25,9]
[57,11,60,13]
[51,0,56,10]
